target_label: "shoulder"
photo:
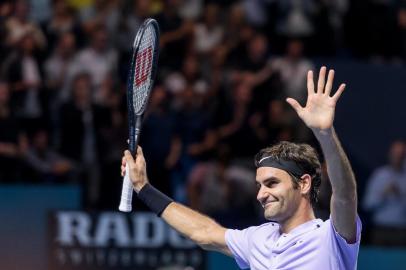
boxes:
[323,216,362,245]
[226,222,278,241]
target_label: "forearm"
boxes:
[135,182,229,253]
[161,202,227,251]
[313,127,357,198]
[314,127,358,242]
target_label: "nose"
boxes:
[256,185,267,203]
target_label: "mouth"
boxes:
[262,201,277,208]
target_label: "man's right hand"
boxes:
[121,146,149,193]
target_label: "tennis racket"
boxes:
[119,18,160,212]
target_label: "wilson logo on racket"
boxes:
[135,47,153,86]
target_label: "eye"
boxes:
[266,181,278,188]
[256,182,261,189]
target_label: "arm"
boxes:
[286,66,357,243]
[122,148,232,255]
[161,203,231,255]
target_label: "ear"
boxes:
[299,174,312,196]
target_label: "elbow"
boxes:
[190,230,213,250]
[190,223,221,251]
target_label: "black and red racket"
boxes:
[119,18,160,212]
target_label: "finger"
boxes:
[286,98,303,114]
[332,83,346,101]
[124,150,135,164]
[324,69,334,96]
[317,66,326,94]
[137,146,143,155]
[121,155,126,166]
[307,70,314,95]
[121,165,125,177]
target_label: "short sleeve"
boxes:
[225,228,253,269]
[329,215,362,270]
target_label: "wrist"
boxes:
[311,127,334,140]
[134,182,148,193]
[137,184,174,216]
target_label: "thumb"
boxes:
[286,98,303,113]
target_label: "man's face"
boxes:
[256,167,302,222]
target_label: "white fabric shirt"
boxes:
[226,216,362,270]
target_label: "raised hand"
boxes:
[121,146,149,192]
[286,66,346,131]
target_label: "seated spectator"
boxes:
[24,129,74,183]
[363,140,406,246]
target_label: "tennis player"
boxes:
[121,66,361,270]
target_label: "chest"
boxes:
[248,230,331,270]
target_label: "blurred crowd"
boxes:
[0,0,405,241]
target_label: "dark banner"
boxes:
[48,211,206,270]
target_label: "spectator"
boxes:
[238,33,269,72]
[165,54,209,100]
[0,81,27,182]
[156,0,194,70]
[363,140,406,246]
[24,129,74,183]
[171,85,215,203]
[264,100,295,144]
[141,86,178,196]
[58,72,111,206]
[79,0,120,36]
[187,146,260,228]
[70,24,118,96]
[2,30,45,132]
[216,78,264,160]
[44,31,77,102]
[179,0,203,20]
[269,39,314,103]
[275,0,317,39]
[193,4,223,56]
[4,0,46,48]
[44,0,80,50]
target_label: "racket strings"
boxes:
[133,25,156,114]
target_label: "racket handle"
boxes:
[119,164,133,212]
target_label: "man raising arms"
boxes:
[121,66,361,270]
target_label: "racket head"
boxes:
[127,18,160,153]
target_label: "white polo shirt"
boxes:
[225,216,362,270]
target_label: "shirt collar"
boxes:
[277,218,323,238]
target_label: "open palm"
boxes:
[286,67,346,131]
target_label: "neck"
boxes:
[279,200,315,234]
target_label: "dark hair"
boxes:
[254,141,321,207]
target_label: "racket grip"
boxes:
[119,164,133,212]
